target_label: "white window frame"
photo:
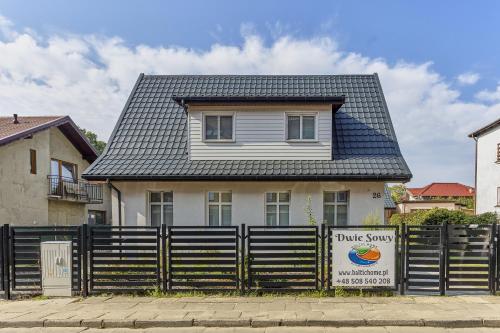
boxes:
[207,191,232,226]
[265,191,291,226]
[285,112,318,142]
[148,191,174,226]
[202,113,236,142]
[323,191,349,226]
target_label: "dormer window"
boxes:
[204,114,234,142]
[286,113,317,141]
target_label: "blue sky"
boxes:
[0,0,499,186]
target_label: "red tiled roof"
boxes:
[0,116,64,141]
[408,183,475,197]
[0,115,98,163]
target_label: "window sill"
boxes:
[203,139,236,143]
[286,139,319,143]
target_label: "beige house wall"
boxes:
[0,130,50,225]
[0,126,110,226]
[397,201,461,214]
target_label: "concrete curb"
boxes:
[0,318,498,328]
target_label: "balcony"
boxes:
[47,175,103,204]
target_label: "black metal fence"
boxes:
[0,223,499,299]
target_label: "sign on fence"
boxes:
[331,229,396,288]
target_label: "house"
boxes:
[397,182,474,214]
[0,114,110,226]
[469,118,500,215]
[406,182,475,201]
[83,74,412,227]
[397,200,467,214]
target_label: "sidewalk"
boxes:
[1,295,500,329]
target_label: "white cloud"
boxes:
[457,72,480,85]
[476,84,500,102]
[0,15,499,186]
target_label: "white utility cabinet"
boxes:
[40,241,72,297]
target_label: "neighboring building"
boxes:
[83,74,412,227]
[397,200,467,214]
[0,114,111,226]
[470,118,500,215]
[406,182,474,201]
[384,184,397,223]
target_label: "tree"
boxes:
[389,184,407,203]
[80,128,106,155]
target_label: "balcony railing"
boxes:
[47,175,103,204]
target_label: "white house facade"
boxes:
[84,74,412,227]
[470,119,500,215]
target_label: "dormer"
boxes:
[173,96,345,161]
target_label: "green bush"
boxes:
[390,208,499,226]
[468,212,498,225]
[389,210,430,226]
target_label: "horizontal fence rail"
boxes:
[247,226,318,291]
[167,226,239,291]
[88,226,161,294]
[0,223,499,299]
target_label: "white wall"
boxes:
[476,126,500,214]
[110,181,385,227]
[189,107,332,160]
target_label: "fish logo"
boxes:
[348,245,381,266]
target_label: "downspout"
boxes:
[107,180,122,227]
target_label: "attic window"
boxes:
[203,114,234,142]
[286,113,317,141]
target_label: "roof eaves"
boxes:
[468,118,500,138]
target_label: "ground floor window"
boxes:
[88,210,107,225]
[208,191,232,226]
[265,192,290,226]
[323,191,349,226]
[149,191,173,226]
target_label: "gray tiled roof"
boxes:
[384,184,397,209]
[83,74,412,181]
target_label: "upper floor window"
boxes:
[51,159,77,181]
[208,191,232,226]
[265,192,290,226]
[497,143,500,162]
[286,114,317,141]
[30,149,36,174]
[204,114,234,141]
[149,191,173,227]
[323,191,349,226]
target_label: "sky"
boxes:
[0,0,499,187]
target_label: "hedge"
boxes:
[389,208,498,226]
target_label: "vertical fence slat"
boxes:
[161,224,167,293]
[241,224,246,295]
[81,224,88,297]
[167,226,172,292]
[2,224,10,300]
[320,223,325,290]
[400,223,406,295]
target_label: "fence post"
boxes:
[400,223,406,295]
[439,222,447,296]
[156,226,161,292]
[320,223,325,290]
[161,224,167,293]
[246,225,251,292]
[240,224,245,295]
[3,224,10,300]
[167,226,172,292]
[81,224,88,297]
[489,223,497,295]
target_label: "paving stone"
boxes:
[134,319,193,328]
[194,319,251,327]
[44,319,82,327]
